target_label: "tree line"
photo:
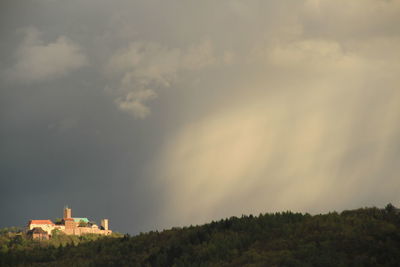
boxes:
[1,204,400,266]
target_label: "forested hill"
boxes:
[2,204,400,266]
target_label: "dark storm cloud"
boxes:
[1,0,400,233]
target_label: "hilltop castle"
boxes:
[27,206,112,239]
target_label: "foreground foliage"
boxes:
[1,205,400,266]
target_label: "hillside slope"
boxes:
[1,205,400,266]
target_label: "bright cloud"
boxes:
[150,0,400,227]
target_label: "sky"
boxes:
[1,0,400,234]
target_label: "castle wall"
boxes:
[61,226,112,236]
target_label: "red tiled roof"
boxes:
[63,218,74,221]
[29,220,54,225]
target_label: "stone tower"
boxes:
[101,219,109,230]
[63,206,72,219]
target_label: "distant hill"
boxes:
[1,204,400,266]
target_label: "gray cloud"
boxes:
[105,40,217,118]
[5,26,87,83]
